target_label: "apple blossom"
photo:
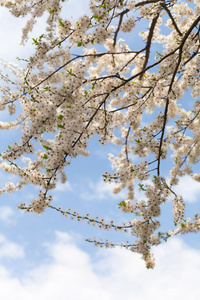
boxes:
[0,0,200,268]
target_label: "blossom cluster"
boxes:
[0,0,200,267]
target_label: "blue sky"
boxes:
[0,1,200,299]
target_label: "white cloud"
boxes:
[0,0,91,64]
[0,235,24,259]
[61,0,90,20]
[0,206,14,224]
[0,232,199,299]
[80,179,126,201]
[54,181,72,192]
[173,175,200,203]
[0,8,34,62]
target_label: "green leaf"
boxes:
[32,38,39,45]
[59,19,64,27]
[57,124,64,128]
[67,69,76,76]
[102,174,107,178]
[83,90,88,97]
[156,51,163,57]
[46,168,51,172]
[118,200,126,208]
[77,41,82,47]
[30,98,39,103]
[42,145,52,151]
[66,105,71,108]
[43,154,48,159]
[93,15,101,22]
[138,183,146,191]
[57,115,63,120]
[99,4,106,8]
[43,86,49,91]
[135,139,140,144]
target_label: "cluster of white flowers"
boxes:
[0,0,200,268]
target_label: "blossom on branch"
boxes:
[0,0,200,268]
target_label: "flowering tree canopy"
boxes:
[0,0,200,268]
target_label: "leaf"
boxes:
[93,15,101,22]
[57,115,63,120]
[30,98,39,103]
[57,124,64,128]
[135,139,140,144]
[67,69,76,76]
[118,200,126,207]
[42,145,52,151]
[43,154,48,159]
[32,38,39,45]
[77,41,82,47]
[46,168,51,172]
[138,183,146,191]
[43,86,49,91]
[59,19,64,27]
[83,90,88,97]
[156,51,163,57]
[99,4,106,8]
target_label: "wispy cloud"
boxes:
[0,232,199,299]
[0,0,91,63]
[61,0,91,20]
[55,181,72,192]
[0,235,24,259]
[0,206,14,224]
[80,179,126,201]
[173,175,200,203]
